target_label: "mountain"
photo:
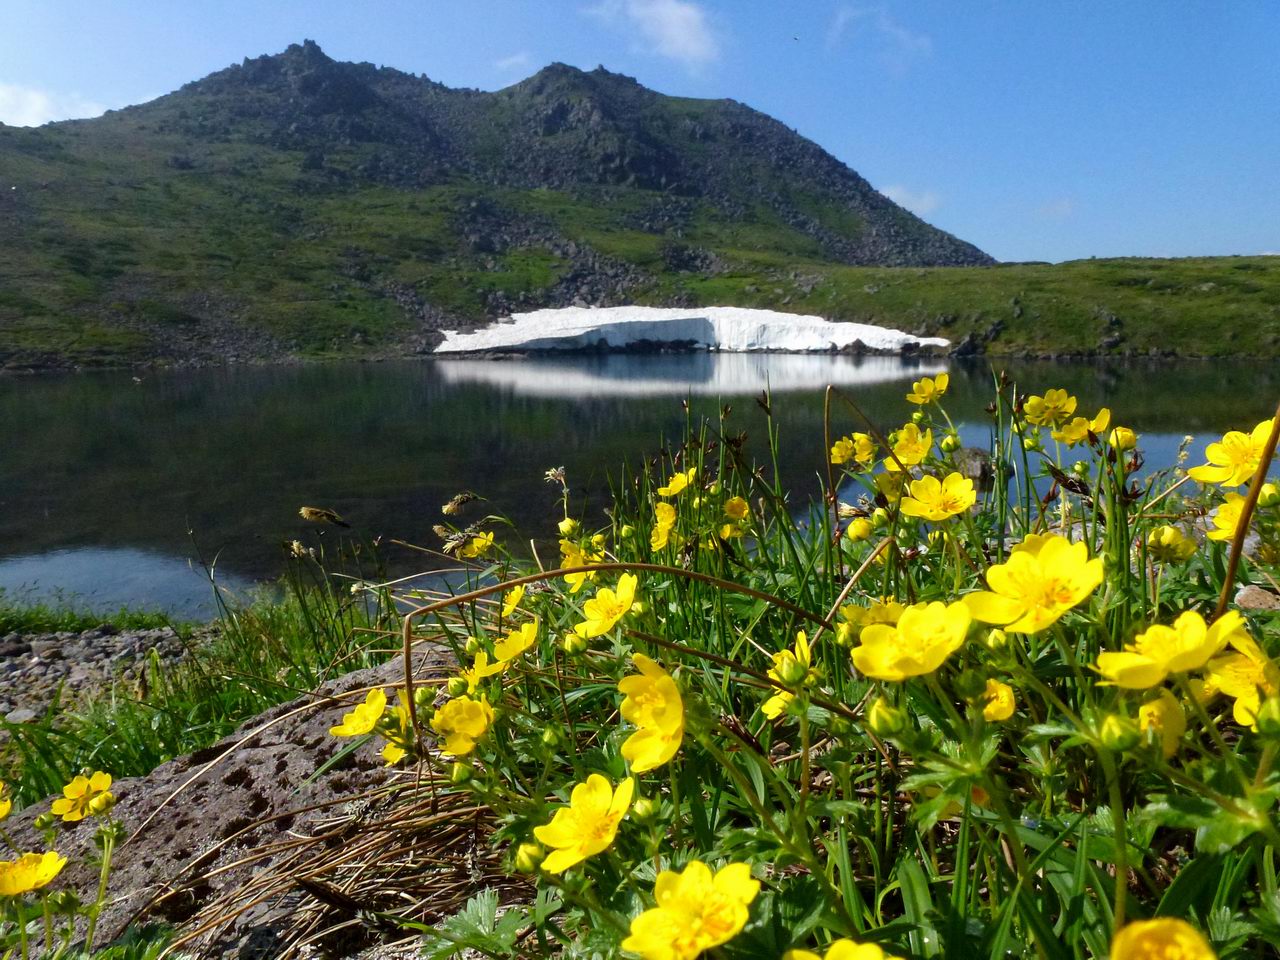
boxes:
[0,41,994,367]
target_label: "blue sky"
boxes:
[3,1,1277,262]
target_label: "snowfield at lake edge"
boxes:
[434,305,950,354]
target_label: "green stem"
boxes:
[83,827,115,955]
[1098,750,1128,926]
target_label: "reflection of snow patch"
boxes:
[435,306,948,354]
[432,353,948,398]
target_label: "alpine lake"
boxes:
[2,354,1276,619]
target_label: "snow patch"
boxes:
[435,305,949,354]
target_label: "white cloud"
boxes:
[881,185,940,216]
[1038,198,1075,220]
[825,5,932,72]
[585,0,720,68]
[495,51,534,72]
[0,82,107,127]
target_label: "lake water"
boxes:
[1,355,1275,618]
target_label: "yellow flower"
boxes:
[1096,610,1246,689]
[785,940,905,960]
[0,851,67,897]
[533,774,634,873]
[493,620,539,662]
[964,533,1103,634]
[1109,426,1138,451]
[0,782,10,822]
[430,695,494,756]
[1024,389,1077,427]
[621,860,760,960]
[329,688,388,738]
[763,631,814,718]
[1138,690,1186,758]
[381,741,407,765]
[458,531,495,559]
[1188,419,1275,487]
[658,467,697,497]
[379,690,414,766]
[560,535,606,593]
[1147,525,1196,564]
[558,516,580,537]
[50,771,114,823]
[1207,493,1247,542]
[838,600,905,643]
[574,573,638,638]
[885,423,932,470]
[899,472,976,522]
[501,584,525,618]
[851,601,971,681]
[1206,630,1280,729]
[459,650,508,691]
[724,496,750,520]
[982,679,1015,721]
[618,654,685,772]
[1110,918,1216,960]
[651,502,677,550]
[830,432,877,467]
[906,372,948,405]
[1049,407,1111,446]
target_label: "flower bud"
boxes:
[446,676,468,697]
[1071,460,1090,478]
[558,517,579,537]
[464,636,481,656]
[1022,435,1039,451]
[1099,713,1140,752]
[708,481,721,495]
[33,812,56,831]
[1259,483,1280,509]
[413,687,433,710]
[871,507,890,528]
[911,410,926,425]
[630,600,647,616]
[1109,426,1137,451]
[88,792,115,817]
[514,842,544,873]
[562,633,588,655]
[940,433,961,453]
[775,653,809,687]
[982,628,1008,650]
[846,517,874,542]
[631,796,661,822]
[541,727,561,749]
[866,697,907,737]
[449,761,473,784]
[619,524,635,539]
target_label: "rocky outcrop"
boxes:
[2,648,493,958]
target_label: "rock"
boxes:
[4,649,456,956]
[5,708,37,724]
[1236,584,1280,611]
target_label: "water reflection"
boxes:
[0,355,1275,614]
[436,353,947,397]
[0,547,253,620]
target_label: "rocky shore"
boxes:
[0,624,212,724]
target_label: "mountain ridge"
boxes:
[3,43,1275,367]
